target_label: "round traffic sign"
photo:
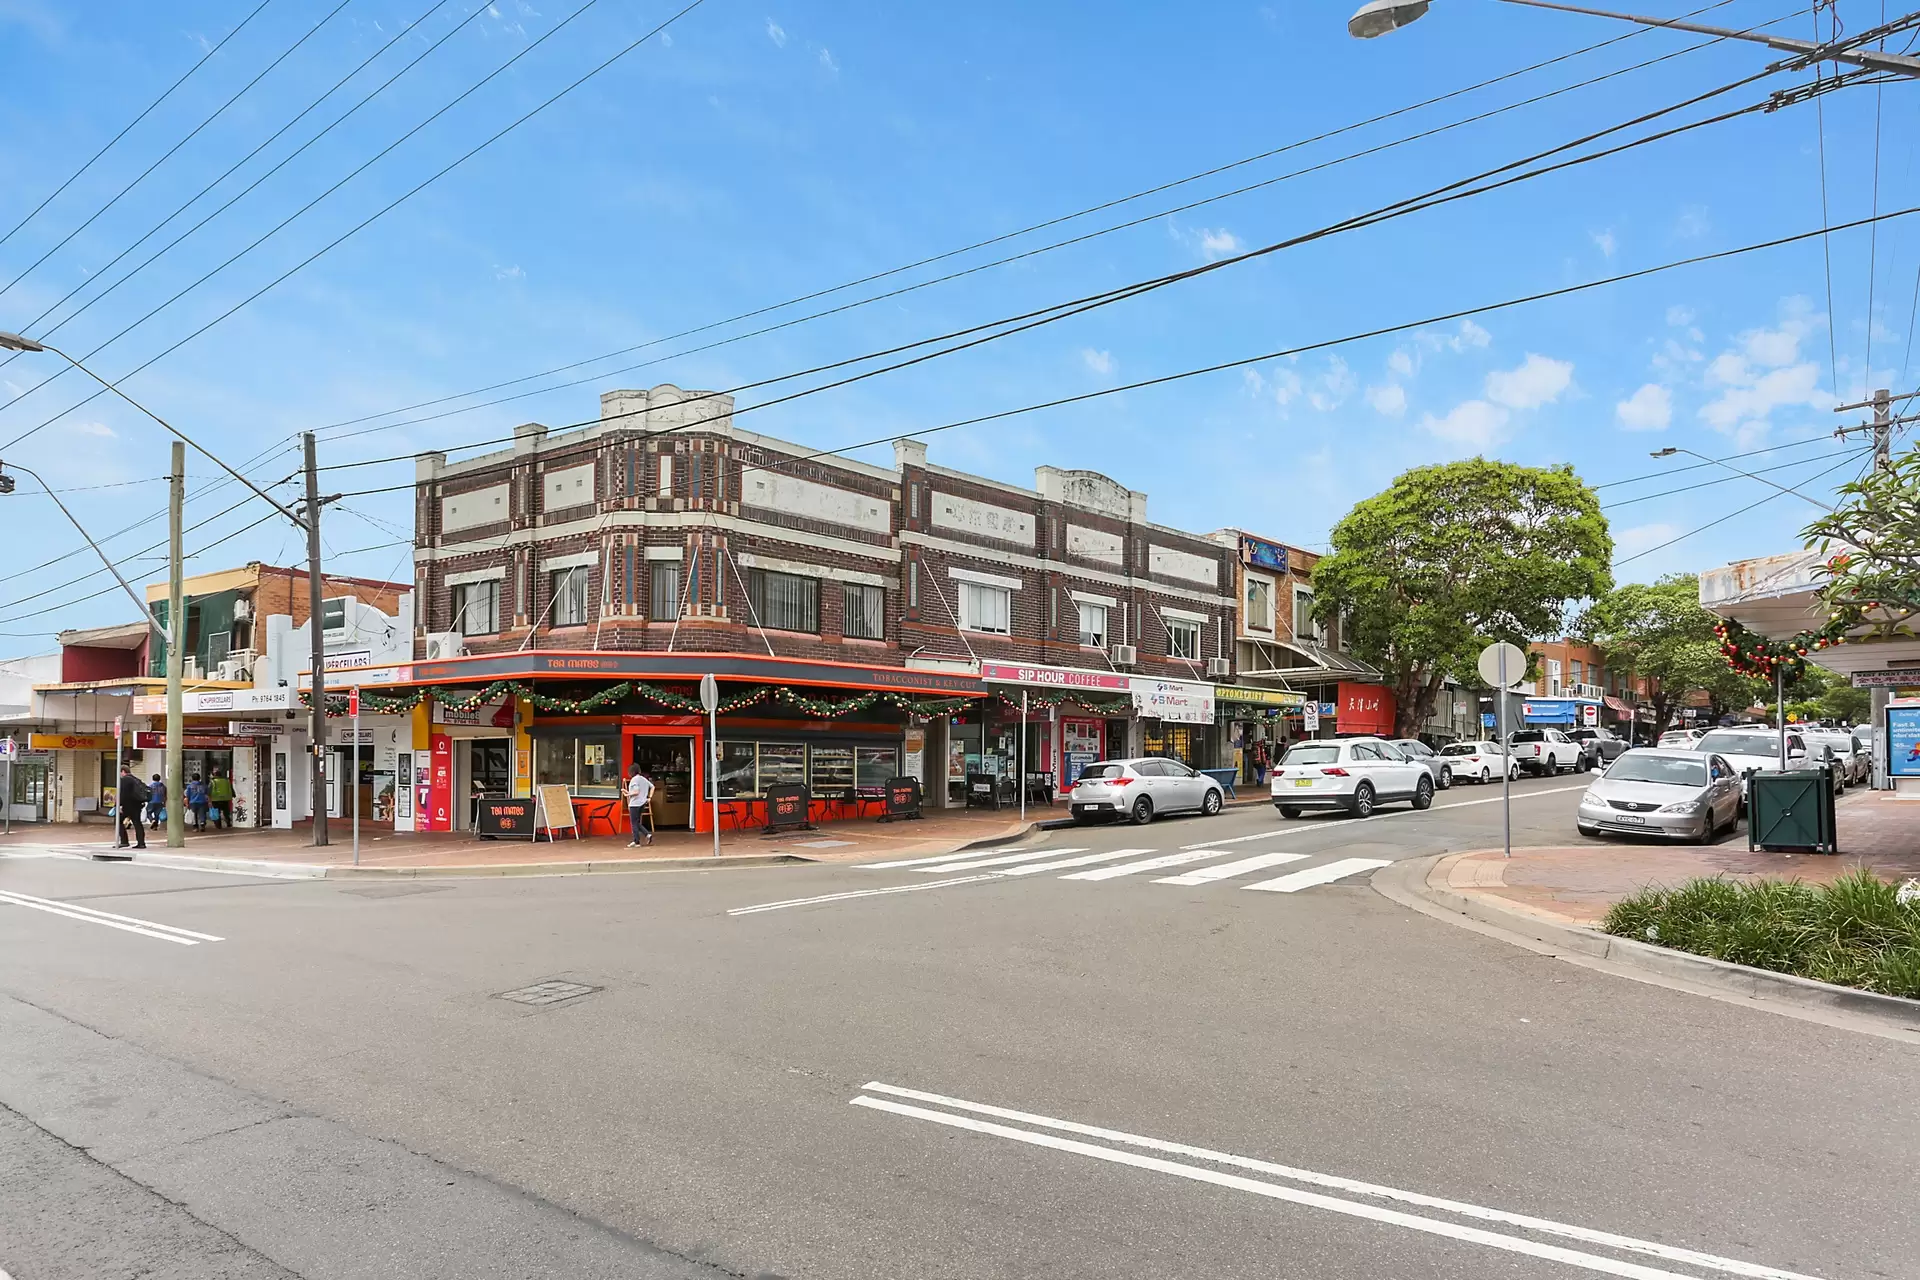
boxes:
[1476,642,1528,689]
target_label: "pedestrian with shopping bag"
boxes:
[146,773,168,827]
[185,773,210,833]
[116,766,149,849]
[209,768,234,830]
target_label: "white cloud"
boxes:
[1271,367,1303,412]
[1696,298,1829,438]
[1419,399,1510,449]
[1484,353,1573,410]
[1614,522,1683,558]
[765,17,786,46]
[1081,348,1114,376]
[661,30,672,46]
[493,263,524,281]
[1365,383,1407,417]
[1675,205,1710,238]
[1308,355,1354,412]
[1241,368,1265,395]
[1418,319,1491,353]
[817,46,837,72]
[1387,348,1415,378]
[70,421,116,438]
[1591,229,1616,258]
[1666,304,1695,327]
[1615,383,1672,431]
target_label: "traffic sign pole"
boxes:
[350,686,361,866]
[1478,641,1526,862]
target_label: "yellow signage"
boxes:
[1213,686,1306,707]
[29,733,117,751]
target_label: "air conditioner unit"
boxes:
[423,631,466,661]
[183,657,201,680]
[1110,644,1138,666]
[232,597,253,621]
[1205,657,1232,678]
[216,658,252,683]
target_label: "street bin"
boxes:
[1746,765,1839,855]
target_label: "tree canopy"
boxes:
[1311,458,1612,737]
[1802,445,1920,638]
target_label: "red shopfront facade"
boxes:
[1335,682,1396,736]
[979,662,1136,790]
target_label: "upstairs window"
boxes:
[452,581,500,636]
[748,569,819,633]
[1077,601,1107,648]
[649,562,680,621]
[549,566,590,627]
[1245,578,1272,632]
[1168,617,1201,660]
[959,582,1010,635]
[844,584,885,640]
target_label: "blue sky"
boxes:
[0,0,1907,654]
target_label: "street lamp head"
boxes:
[1348,0,1430,39]
[0,330,46,353]
[1650,447,1679,458]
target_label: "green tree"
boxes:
[1312,459,1612,738]
[1580,574,1763,738]
[1803,445,1920,629]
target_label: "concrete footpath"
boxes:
[0,805,1042,878]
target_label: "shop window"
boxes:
[534,734,620,796]
[856,746,898,791]
[959,581,1010,635]
[757,743,806,790]
[716,742,758,796]
[534,736,576,791]
[844,583,885,640]
[649,561,680,621]
[1168,617,1201,660]
[1245,578,1272,632]
[747,569,818,633]
[452,580,500,636]
[811,746,855,795]
[1077,601,1106,648]
[549,566,590,627]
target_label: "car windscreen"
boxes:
[1282,744,1341,766]
[1439,743,1480,756]
[1509,730,1545,743]
[1077,763,1125,780]
[1695,731,1779,756]
[1605,754,1707,786]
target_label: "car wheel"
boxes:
[1578,753,1591,774]
[1480,767,1491,784]
[1411,775,1434,811]
[1279,805,1303,820]
[1128,795,1154,825]
[1201,788,1223,816]
[1350,783,1375,819]
[1438,765,1452,790]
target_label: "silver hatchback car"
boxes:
[1069,757,1225,825]
[1575,747,1741,842]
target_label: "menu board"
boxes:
[764,783,811,833]
[810,746,855,795]
[478,797,537,839]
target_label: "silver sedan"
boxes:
[1575,748,1742,842]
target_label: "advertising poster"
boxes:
[426,735,453,831]
[1888,706,1920,778]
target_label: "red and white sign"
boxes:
[1336,682,1396,736]
[1130,678,1215,725]
[424,734,453,832]
[979,662,1131,692]
[348,688,360,718]
[132,732,257,750]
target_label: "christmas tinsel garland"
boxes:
[300,679,977,719]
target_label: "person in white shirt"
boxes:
[626,768,655,846]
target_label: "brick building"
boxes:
[1522,638,1658,738]
[405,385,1256,828]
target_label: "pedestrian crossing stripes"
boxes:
[853,844,1392,897]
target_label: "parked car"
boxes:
[1575,748,1742,842]
[1689,727,1844,800]
[1802,728,1869,786]
[1566,726,1630,770]
[1437,739,1519,783]
[1069,757,1225,825]
[1508,727,1582,775]
[1389,739,1453,790]
[1271,737,1434,819]
[1656,729,1703,749]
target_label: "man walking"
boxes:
[116,766,148,849]
[209,768,234,830]
[626,765,654,847]
[146,772,167,828]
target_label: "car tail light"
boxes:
[1108,777,1133,786]
[1320,767,1349,777]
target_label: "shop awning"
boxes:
[1236,640,1383,682]
[404,649,989,698]
[1604,696,1632,713]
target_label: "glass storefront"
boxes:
[533,731,622,796]
[714,738,899,799]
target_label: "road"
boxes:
[2,773,1916,1280]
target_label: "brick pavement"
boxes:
[1440,790,1920,927]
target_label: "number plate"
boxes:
[1293,778,1313,788]
[1614,813,1646,824]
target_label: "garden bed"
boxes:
[1602,871,1920,1000]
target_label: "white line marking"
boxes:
[996,848,1155,876]
[1192,781,1589,847]
[0,890,223,944]
[727,874,994,916]
[1244,858,1393,893]
[856,847,1027,869]
[1059,849,1225,881]
[856,1084,1817,1280]
[1178,828,1296,850]
[924,848,1086,873]
[1154,849,1307,885]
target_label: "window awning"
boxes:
[1236,640,1383,682]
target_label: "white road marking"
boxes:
[1059,849,1225,881]
[1244,858,1393,893]
[857,1083,1818,1280]
[1154,849,1307,885]
[925,848,1086,873]
[857,848,1019,869]
[1178,828,1295,850]
[727,875,995,916]
[995,848,1153,876]
[0,890,224,945]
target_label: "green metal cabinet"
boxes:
[1747,766,1838,855]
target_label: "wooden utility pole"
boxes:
[166,442,185,849]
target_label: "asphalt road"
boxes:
[2,773,1916,1280]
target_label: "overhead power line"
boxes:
[1590,434,1836,488]
[304,0,1765,443]
[0,0,277,251]
[1598,447,1864,508]
[0,0,710,455]
[0,0,470,367]
[1611,451,1867,567]
[0,0,356,303]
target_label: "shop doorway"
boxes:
[463,738,512,831]
[7,758,48,824]
[627,735,695,829]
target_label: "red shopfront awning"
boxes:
[1604,696,1632,714]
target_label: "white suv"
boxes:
[1271,737,1434,819]
[1509,728,1581,776]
